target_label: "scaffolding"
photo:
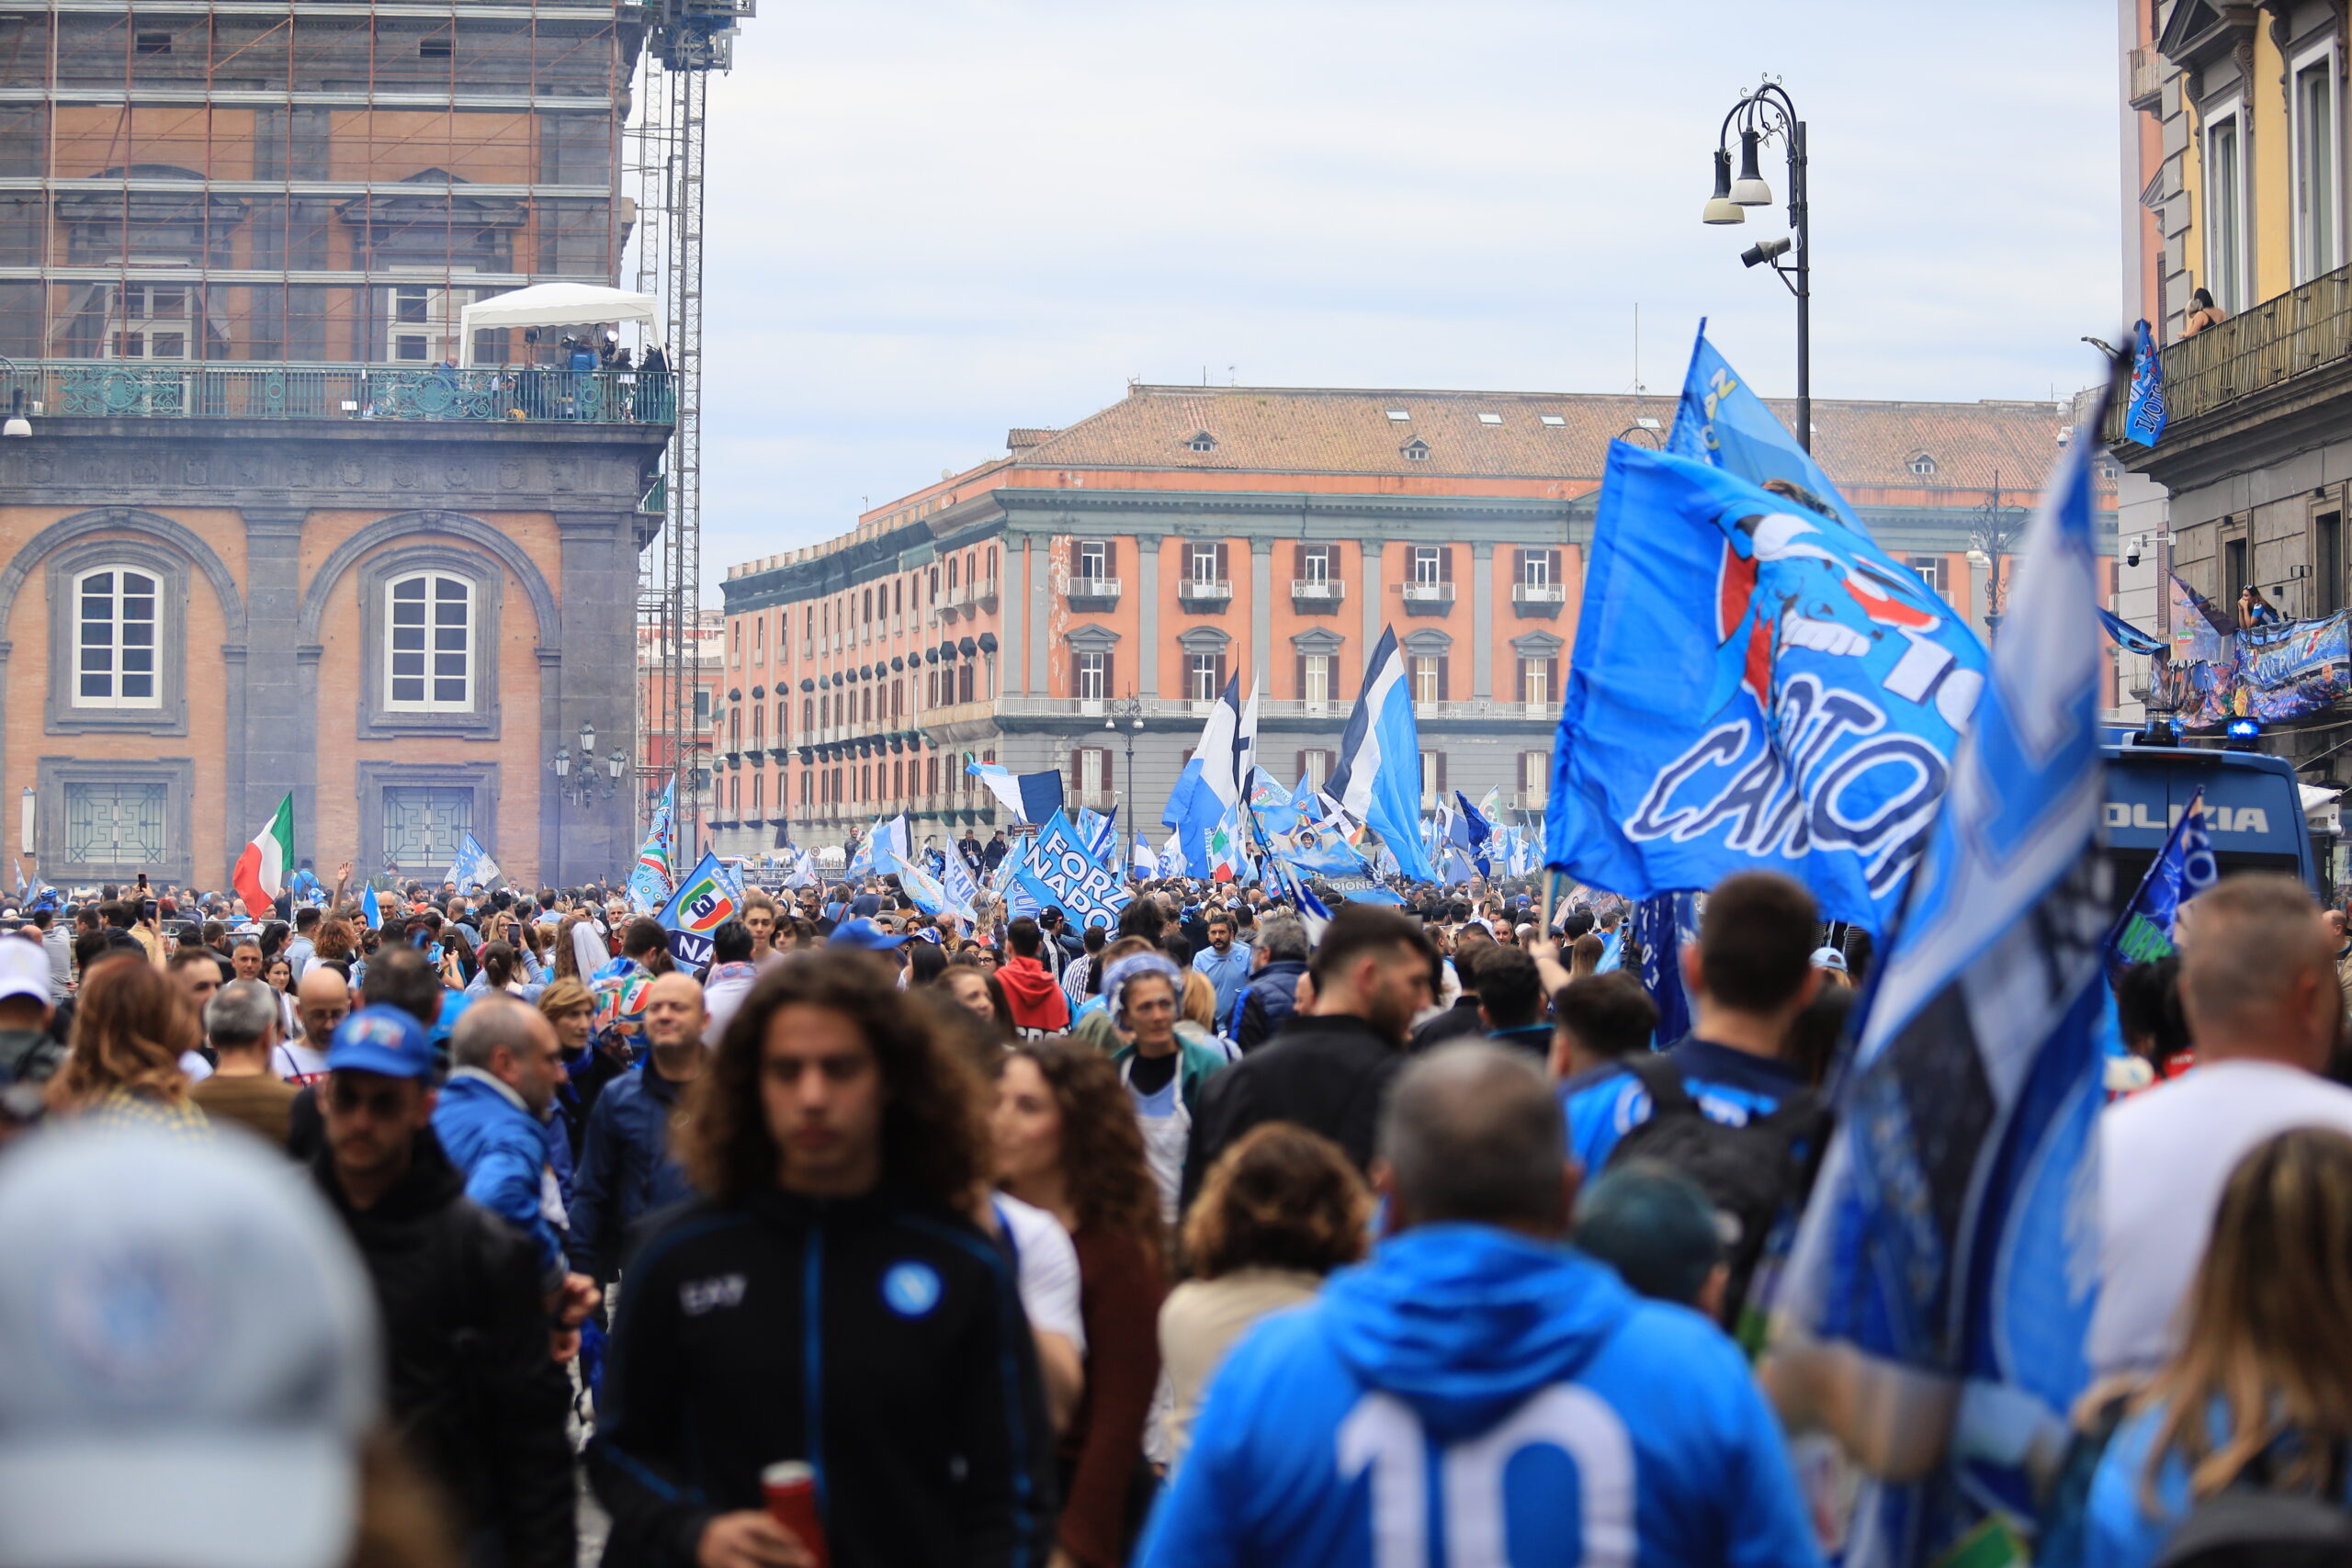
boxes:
[628,0,741,857]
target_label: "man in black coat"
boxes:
[310,1006,576,1568]
[1180,905,1434,1214]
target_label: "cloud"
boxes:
[688,0,2120,585]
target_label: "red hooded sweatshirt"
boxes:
[997,954,1071,1037]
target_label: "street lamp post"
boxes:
[1702,76,1811,452]
[550,718,625,809]
[1105,694,1145,870]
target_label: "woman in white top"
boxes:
[1159,1121,1371,1466]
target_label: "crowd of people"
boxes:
[1,857,2349,1567]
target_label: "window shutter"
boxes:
[1545,656,1559,697]
[1293,542,1305,580]
[1215,542,1229,583]
[1437,655,1451,701]
[1331,649,1343,696]
[1216,653,1228,691]
[1514,657,1526,699]
[1103,650,1116,694]
[1069,750,1081,801]
[1104,539,1118,577]
[1440,546,1454,583]
[1069,650,1080,697]
[1547,548,1562,582]
[1295,653,1306,698]
[1435,752,1449,796]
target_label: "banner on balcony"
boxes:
[2156,608,2352,728]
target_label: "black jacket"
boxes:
[0,1025,63,1085]
[588,1185,1057,1568]
[1180,1011,1404,1213]
[1408,994,1487,1055]
[1227,958,1308,1055]
[311,1134,576,1568]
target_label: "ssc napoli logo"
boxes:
[881,1260,943,1318]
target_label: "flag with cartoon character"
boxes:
[1545,442,1988,931]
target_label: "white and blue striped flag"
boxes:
[1327,626,1434,882]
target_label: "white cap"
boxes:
[0,1128,382,1568]
[0,937,48,1008]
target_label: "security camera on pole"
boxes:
[1702,76,1811,452]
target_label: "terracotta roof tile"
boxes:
[1009,384,2086,498]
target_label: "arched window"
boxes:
[752,773,763,817]
[987,546,998,581]
[803,697,813,730]
[72,566,162,708]
[965,550,976,585]
[930,567,940,599]
[384,571,472,711]
[948,556,959,591]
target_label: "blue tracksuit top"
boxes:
[1137,1224,1822,1568]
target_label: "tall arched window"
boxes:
[73,566,161,708]
[384,571,471,711]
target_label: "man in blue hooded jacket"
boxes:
[1138,1042,1821,1568]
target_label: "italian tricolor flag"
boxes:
[233,793,295,918]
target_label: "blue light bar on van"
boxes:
[2226,716,2262,751]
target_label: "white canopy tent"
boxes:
[458,282,661,366]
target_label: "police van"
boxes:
[2102,742,2322,908]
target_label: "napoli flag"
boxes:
[1668,321,1867,536]
[2108,787,2217,967]
[1545,443,1988,931]
[2124,317,2167,446]
[1770,367,2120,1566]
[1327,626,1436,883]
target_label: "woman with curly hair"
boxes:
[48,951,208,1136]
[1159,1122,1371,1463]
[587,953,1056,1568]
[994,1037,1168,1568]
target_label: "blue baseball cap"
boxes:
[323,1005,435,1080]
[828,917,906,951]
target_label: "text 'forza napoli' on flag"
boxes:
[1766,367,2120,1568]
[1544,443,1988,931]
[1012,810,1131,930]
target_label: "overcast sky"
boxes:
[684,0,2122,589]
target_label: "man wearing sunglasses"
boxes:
[310,1005,576,1568]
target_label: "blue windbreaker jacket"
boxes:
[433,1068,566,1286]
[1137,1224,1822,1568]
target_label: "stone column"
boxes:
[554,511,633,886]
[1135,529,1161,696]
[1472,540,1495,700]
[1251,537,1272,691]
[1028,538,1051,699]
[1361,538,1385,650]
[1001,533,1025,695]
[241,506,308,872]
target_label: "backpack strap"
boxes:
[1625,1053,1698,1116]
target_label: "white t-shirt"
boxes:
[2091,1059,2352,1376]
[272,1041,330,1086]
[992,1192,1086,1355]
[178,1049,213,1084]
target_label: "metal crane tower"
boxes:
[630,0,749,855]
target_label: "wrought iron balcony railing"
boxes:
[2106,262,2352,446]
[0,360,676,425]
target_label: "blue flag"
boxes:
[1545,444,1988,931]
[1631,891,1695,1045]
[1079,806,1119,866]
[1161,756,1213,878]
[361,884,383,931]
[2124,317,2167,446]
[2097,605,2165,657]
[1773,378,2117,1565]
[1012,810,1132,930]
[1453,789,1493,876]
[628,780,676,914]
[1327,626,1437,883]
[654,851,742,975]
[1668,321,1867,536]
[2109,787,2218,967]
[938,847,982,920]
[445,831,502,893]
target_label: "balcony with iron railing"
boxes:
[1176,577,1234,606]
[2106,261,2352,453]
[1401,581,1456,614]
[1290,578,1346,609]
[1065,575,1122,606]
[1510,581,1566,616]
[0,360,675,425]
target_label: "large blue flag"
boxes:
[1453,789,1493,876]
[1545,444,1988,931]
[654,851,742,974]
[1012,810,1132,930]
[2124,317,2167,446]
[1770,376,2117,1566]
[1161,756,1211,877]
[445,831,502,893]
[1327,626,1436,883]
[2097,605,2164,656]
[1668,320,1867,536]
[2108,787,2217,967]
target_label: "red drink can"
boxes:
[761,1461,830,1568]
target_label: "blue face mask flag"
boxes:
[1668,320,1868,537]
[1545,444,1988,931]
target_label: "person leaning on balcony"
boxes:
[2238,585,2284,630]
[2184,286,2225,337]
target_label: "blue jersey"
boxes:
[1138,1224,1821,1568]
[1562,1038,1808,1174]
